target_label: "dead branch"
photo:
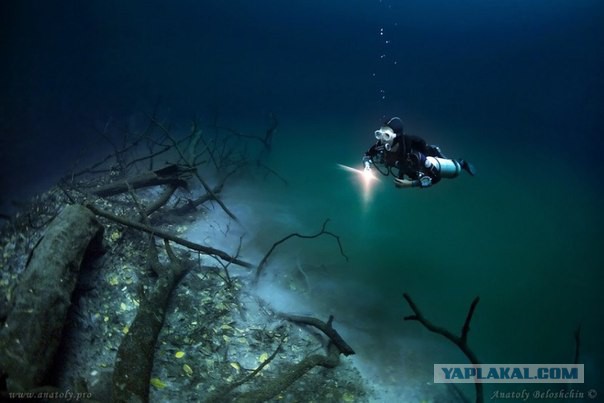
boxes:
[254,219,348,284]
[264,112,278,151]
[257,161,288,186]
[144,184,178,217]
[204,335,286,403]
[88,164,192,197]
[125,144,172,171]
[211,112,277,153]
[233,315,351,402]
[85,203,253,268]
[281,314,355,356]
[70,116,157,180]
[69,153,115,179]
[148,115,240,222]
[403,293,483,403]
[237,344,340,403]
[94,118,127,177]
[171,174,229,215]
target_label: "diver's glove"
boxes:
[418,176,432,188]
[362,156,372,172]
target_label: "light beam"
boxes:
[337,163,379,206]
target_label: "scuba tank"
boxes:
[425,156,461,178]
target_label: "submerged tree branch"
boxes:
[281,314,355,356]
[232,314,352,403]
[148,115,240,222]
[205,335,286,403]
[86,203,253,268]
[112,239,187,403]
[89,164,192,197]
[403,293,483,403]
[254,219,348,284]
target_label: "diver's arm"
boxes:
[393,178,417,188]
[393,175,432,189]
[362,142,381,170]
[364,142,380,158]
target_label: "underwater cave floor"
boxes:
[0,175,464,402]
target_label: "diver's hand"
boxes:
[394,178,414,188]
[362,157,372,172]
[419,176,432,187]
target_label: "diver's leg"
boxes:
[457,159,476,176]
[426,145,446,158]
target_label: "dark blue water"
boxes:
[2,0,603,399]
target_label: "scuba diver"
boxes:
[362,117,476,188]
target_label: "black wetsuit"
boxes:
[364,133,443,183]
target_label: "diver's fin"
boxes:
[459,160,476,176]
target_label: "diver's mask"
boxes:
[374,126,396,151]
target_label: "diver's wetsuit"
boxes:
[364,133,444,184]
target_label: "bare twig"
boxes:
[148,115,240,222]
[210,112,277,152]
[258,161,288,185]
[208,234,244,287]
[264,112,278,151]
[172,173,229,215]
[254,219,348,284]
[125,181,150,224]
[233,314,351,403]
[205,335,286,403]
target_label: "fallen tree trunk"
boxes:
[112,239,186,403]
[90,164,192,197]
[0,204,103,391]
